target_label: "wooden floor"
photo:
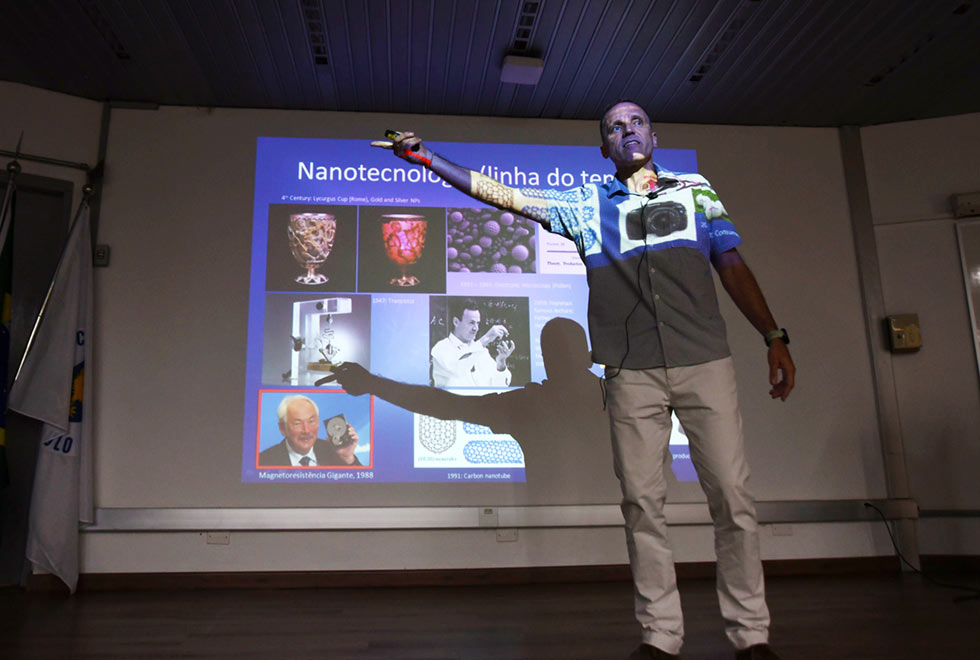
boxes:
[1,573,978,659]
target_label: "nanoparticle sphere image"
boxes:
[447,208,537,274]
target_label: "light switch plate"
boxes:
[93,244,110,267]
[885,314,922,352]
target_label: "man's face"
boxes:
[452,308,481,343]
[280,399,319,454]
[600,102,657,167]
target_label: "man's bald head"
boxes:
[599,99,647,137]
[599,101,658,169]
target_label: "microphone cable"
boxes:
[598,177,680,409]
[600,190,658,409]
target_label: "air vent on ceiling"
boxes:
[688,4,760,83]
[866,3,970,87]
[300,0,329,66]
[77,0,131,60]
[865,33,936,87]
[511,1,542,54]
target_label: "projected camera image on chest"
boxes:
[618,193,697,254]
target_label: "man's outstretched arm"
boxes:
[371,131,551,226]
[714,249,796,401]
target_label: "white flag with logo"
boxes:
[9,205,94,593]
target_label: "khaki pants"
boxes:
[605,357,769,654]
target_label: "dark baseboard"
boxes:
[920,554,980,573]
[24,554,926,593]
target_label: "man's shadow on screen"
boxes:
[334,317,635,502]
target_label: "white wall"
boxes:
[661,123,885,503]
[12,81,971,576]
[92,105,885,509]
[0,82,101,199]
[862,112,980,554]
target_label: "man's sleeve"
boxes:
[692,179,742,257]
[430,340,453,387]
[489,366,512,388]
[519,184,596,250]
[475,348,510,387]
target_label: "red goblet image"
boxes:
[381,214,427,286]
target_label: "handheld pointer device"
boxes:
[385,129,421,151]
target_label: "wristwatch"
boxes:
[764,328,790,347]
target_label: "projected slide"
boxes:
[243,137,699,483]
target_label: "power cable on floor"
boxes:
[865,502,979,602]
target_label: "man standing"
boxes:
[372,101,794,660]
[259,394,361,467]
[430,298,515,387]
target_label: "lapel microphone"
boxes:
[648,177,679,199]
[634,177,679,200]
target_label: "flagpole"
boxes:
[1,161,19,217]
[0,134,24,247]
[12,185,94,385]
[0,163,18,240]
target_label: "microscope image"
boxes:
[290,297,352,385]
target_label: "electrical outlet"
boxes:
[206,531,230,545]
[478,507,498,527]
[496,528,519,542]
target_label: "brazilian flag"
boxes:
[0,183,12,489]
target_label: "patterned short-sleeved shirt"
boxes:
[541,164,741,368]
